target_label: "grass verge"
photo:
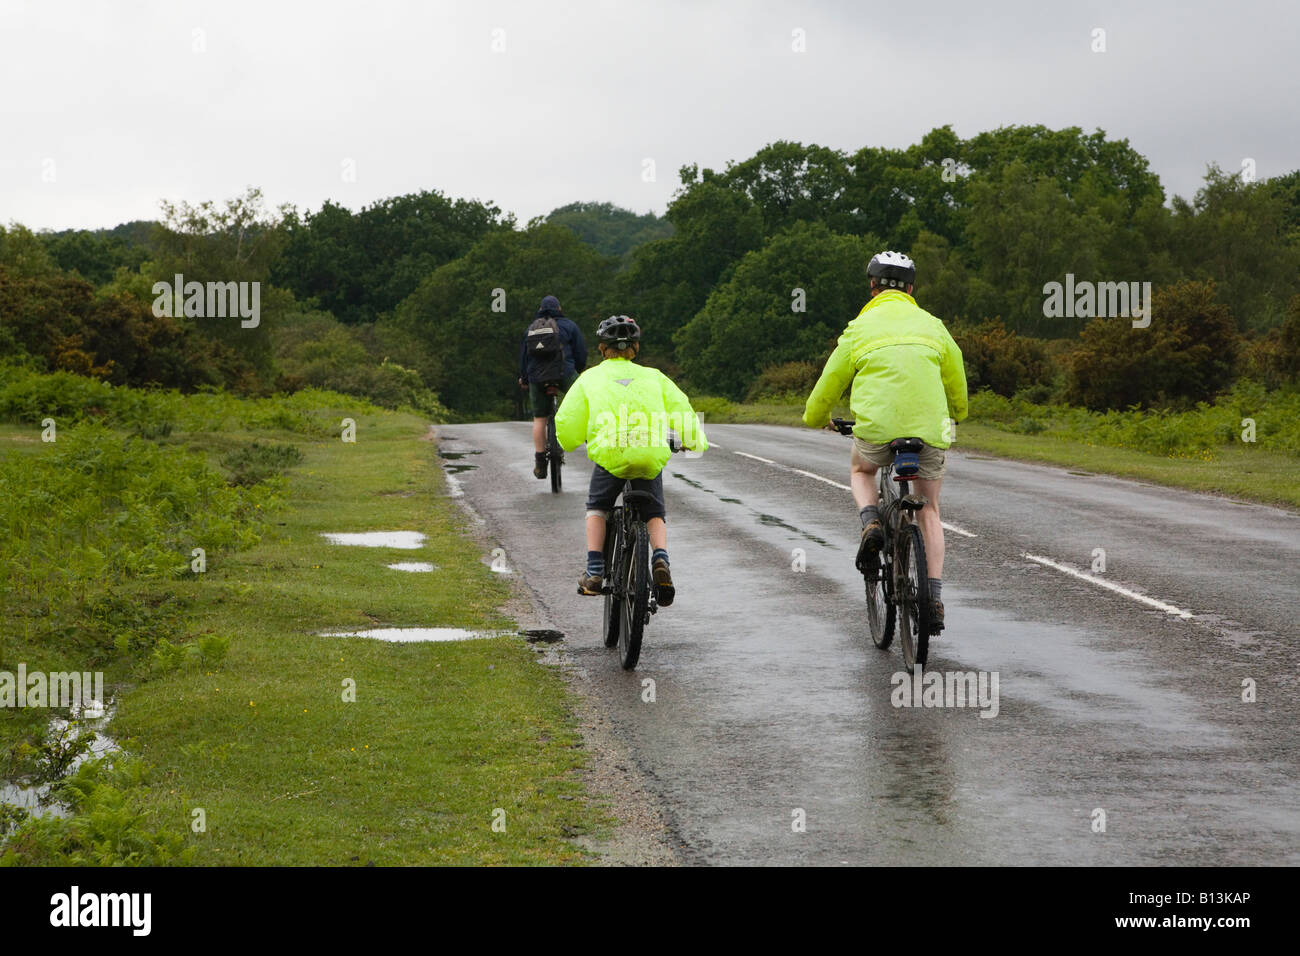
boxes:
[2,388,606,864]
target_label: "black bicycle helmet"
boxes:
[596,314,641,350]
[867,250,916,289]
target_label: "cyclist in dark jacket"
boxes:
[518,295,587,479]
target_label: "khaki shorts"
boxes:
[852,437,946,480]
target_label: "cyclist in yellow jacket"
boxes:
[555,315,708,605]
[803,251,968,629]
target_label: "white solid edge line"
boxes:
[792,468,850,491]
[734,450,777,464]
[1023,552,1194,619]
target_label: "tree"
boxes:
[545,202,673,257]
[40,227,150,285]
[713,141,853,235]
[614,179,765,353]
[391,223,617,416]
[674,222,880,399]
[1171,166,1300,331]
[273,190,506,325]
[151,187,292,386]
[963,162,1104,336]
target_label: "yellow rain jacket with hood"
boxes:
[803,290,968,448]
[556,357,708,479]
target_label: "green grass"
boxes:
[953,423,1300,509]
[693,389,1300,510]
[2,376,608,865]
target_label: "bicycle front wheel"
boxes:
[602,514,622,648]
[618,520,650,670]
[896,523,931,673]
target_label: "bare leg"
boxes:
[849,444,879,510]
[585,514,605,553]
[913,477,944,579]
[647,517,667,552]
[532,417,547,453]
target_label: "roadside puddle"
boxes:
[318,628,509,643]
[0,702,120,822]
[387,562,437,572]
[321,531,426,549]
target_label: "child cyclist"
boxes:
[555,315,708,606]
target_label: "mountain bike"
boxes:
[597,437,683,670]
[543,382,563,493]
[831,419,933,673]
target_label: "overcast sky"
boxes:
[3,0,1297,232]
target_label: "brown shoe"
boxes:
[929,598,945,632]
[652,558,675,607]
[533,453,548,480]
[578,572,603,595]
[855,519,884,571]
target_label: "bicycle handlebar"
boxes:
[829,418,856,436]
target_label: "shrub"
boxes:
[745,360,823,401]
[220,441,304,486]
[1064,279,1240,410]
[1241,294,1300,388]
[949,317,1054,397]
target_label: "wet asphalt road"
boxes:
[439,422,1300,865]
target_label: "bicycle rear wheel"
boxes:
[896,523,931,673]
[602,514,622,648]
[618,520,650,670]
[864,548,894,649]
[547,413,562,493]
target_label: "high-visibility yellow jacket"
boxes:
[803,290,968,448]
[556,357,708,478]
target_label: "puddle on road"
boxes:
[438,450,482,460]
[445,464,477,475]
[321,531,426,549]
[319,628,509,643]
[523,629,565,644]
[387,562,437,572]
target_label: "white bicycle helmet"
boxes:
[867,251,916,289]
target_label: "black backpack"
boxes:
[526,316,566,382]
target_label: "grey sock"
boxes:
[929,578,942,601]
[859,505,879,528]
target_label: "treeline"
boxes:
[3,125,1298,418]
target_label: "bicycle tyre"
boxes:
[618,520,650,670]
[602,514,622,648]
[864,548,894,649]
[547,413,562,493]
[897,523,931,673]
